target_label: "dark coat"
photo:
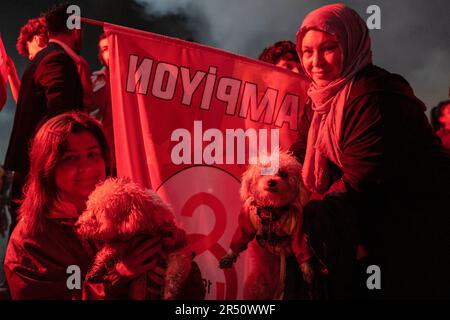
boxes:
[3,42,83,191]
[291,64,450,299]
[4,216,205,300]
[4,217,94,299]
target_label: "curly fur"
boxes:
[86,245,120,283]
[237,151,310,299]
[240,151,308,208]
[76,177,192,300]
[77,177,177,242]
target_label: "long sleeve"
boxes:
[4,234,83,300]
[7,56,21,104]
[229,206,257,254]
[4,261,77,299]
[35,51,83,117]
[339,95,384,194]
[91,70,110,117]
[291,217,313,264]
[4,220,93,300]
[77,56,95,112]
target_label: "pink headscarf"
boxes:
[296,4,372,193]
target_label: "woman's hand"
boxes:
[147,265,166,297]
[114,237,162,281]
[219,251,238,269]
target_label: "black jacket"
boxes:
[291,64,450,299]
[3,42,83,190]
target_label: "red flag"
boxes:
[0,34,9,109]
[105,23,309,299]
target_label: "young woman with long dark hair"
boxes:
[4,112,164,299]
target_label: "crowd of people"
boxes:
[0,3,450,300]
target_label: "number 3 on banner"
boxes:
[181,192,238,299]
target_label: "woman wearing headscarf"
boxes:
[290,3,450,299]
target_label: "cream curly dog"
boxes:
[219,151,314,299]
[76,177,193,300]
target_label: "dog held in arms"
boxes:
[219,151,315,299]
[76,177,202,299]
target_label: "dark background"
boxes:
[1,0,450,161]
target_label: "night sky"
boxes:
[1,0,449,162]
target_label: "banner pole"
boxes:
[80,17,104,27]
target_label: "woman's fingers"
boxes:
[139,257,159,274]
[158,250,168,260]
[134,237,161,256]
[148,287,161,296]
[113,237,168,283]
[138,243,162,264]
[149,270,165,286]
[152,265,165,276]
[115,260,134,279]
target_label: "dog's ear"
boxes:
[280,151,309,205]
[145,197,174,229]
[76,209,100,239]
[118,207,144,238]
[240,166,255,201]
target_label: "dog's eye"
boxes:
[278,170,288,179]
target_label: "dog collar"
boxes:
[256,204,291,222]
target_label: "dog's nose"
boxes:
[268,179,277,188]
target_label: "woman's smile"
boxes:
[301,29,343,87]
[55,131,106,207]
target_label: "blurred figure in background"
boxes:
[3,3,85,232]
[44,8,94,111]
[0,167,14,290]
[8,17,49,103]
[8,14,94,109]
[91,33,115,172]
[435,100,450,150]
[16,17,49,60]
[259,40,302,74]
[1,17,48,106]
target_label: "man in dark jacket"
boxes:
[3,4,83,213]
